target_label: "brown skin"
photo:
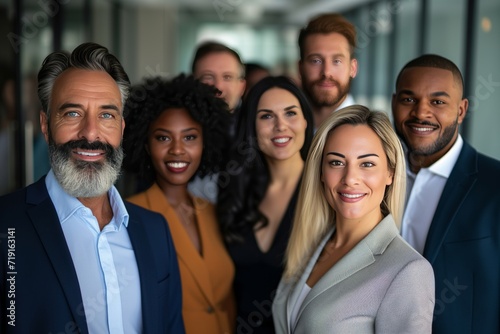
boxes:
[146,107,204,253]
[392,67,468,173]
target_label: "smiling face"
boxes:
[194,52,246,112]
[392,66,468,170]
[147,108,203,190]
[255,87,308,163]
[299,33,357,111]
[321,124,393,223]
[40,68,125,198]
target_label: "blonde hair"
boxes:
[283,105,406,280]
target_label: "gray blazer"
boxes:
[272,215,435,334]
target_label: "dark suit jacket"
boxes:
[423,141,500,333]
[0,177,185,334]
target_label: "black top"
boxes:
[228,186,300,334]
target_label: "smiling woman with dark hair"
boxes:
[217,76,314,333]
[123,74,236,334]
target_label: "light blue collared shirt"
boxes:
[46,170,142,333]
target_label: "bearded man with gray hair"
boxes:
[0,42,185,333]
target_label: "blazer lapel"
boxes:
[126,215,158,334]
[26,179,89,334]
[144,185,215,305]
[285,229,333,332]
[300,235,376,311]
[423,143,478,264]
[294,216,398,326]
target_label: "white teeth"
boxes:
[273,137,290,143]
[77,151,100,156]
[168,162,188,168]
[341,193,364,199]
[412,127,433,132]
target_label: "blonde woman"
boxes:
[272,105,435,333]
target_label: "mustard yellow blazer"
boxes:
[127,183,236,334]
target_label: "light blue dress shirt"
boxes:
[46,170,142,333]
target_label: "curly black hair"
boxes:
[122,74,230,186]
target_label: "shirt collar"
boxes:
[45,169,129,229]
[335,94,355,111]
[428,134,463,178]
[404,134,463,179]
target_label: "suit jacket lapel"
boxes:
[126,214,158,334]
[292,216,398,327]
[423,143,478,263]
[285,229,333,332]
[26,178,89,334]
[143,185,215,305]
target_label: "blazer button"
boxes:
[206,306,214,313]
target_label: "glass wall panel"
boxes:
[427,0,466,67]
[393,0,420,81]
[347,7,370,107]
[469,0,500,159]
[370,1,393,113]
[176,21,301,79]
[0,5,16,195]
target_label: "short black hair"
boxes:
[123,74,230,186]
[395,54,464,94]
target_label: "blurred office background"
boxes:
[1,0,499,195]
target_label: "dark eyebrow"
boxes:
[397,89,414,96]
[58,103,120,112]
[153,127,200,133]
[58,103,82,111]
[101,104,120,112]
[181,127,200,133]
[398,89,451,99]
[257,109,272,114]
[326,152,379,159]
[430,91,451,98]
[358,153,379,159]
[257,105,300,114]
[326,152,345,158]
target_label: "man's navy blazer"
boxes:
[0,177,185,333]
[423,141,500,333]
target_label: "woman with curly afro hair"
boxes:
[123,74,235,334]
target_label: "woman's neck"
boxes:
[265,153,304,187]
[333,210,384,248]
[156,180,192,207]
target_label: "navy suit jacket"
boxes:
[0,177,185,334]
[423,141,500,333]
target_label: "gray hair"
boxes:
[37,42,130,117]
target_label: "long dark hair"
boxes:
[217,76,314,243]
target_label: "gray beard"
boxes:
[48,136,124,198]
